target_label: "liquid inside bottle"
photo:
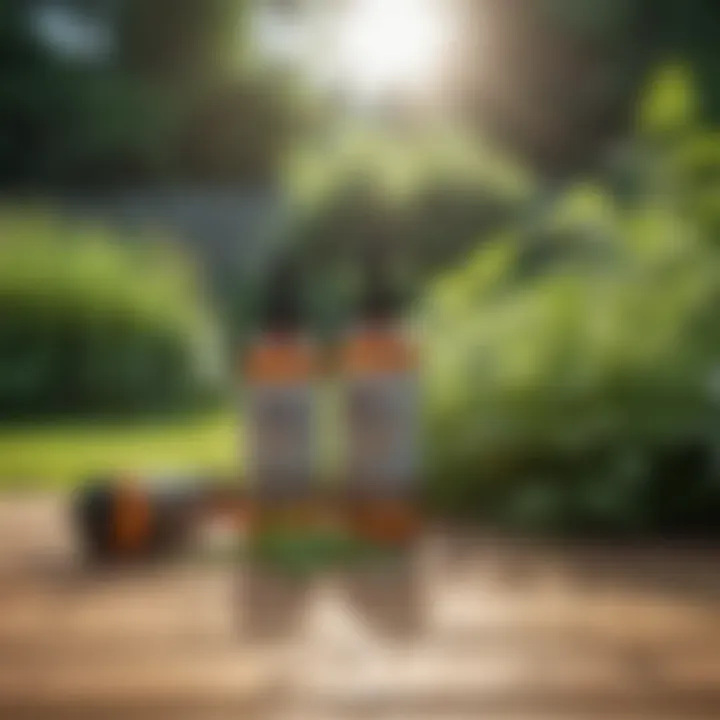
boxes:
[239,256,319,642]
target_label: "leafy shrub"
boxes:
[279,128,533,339]
[421,65,720,536]
[0,209,224,420]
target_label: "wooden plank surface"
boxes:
[1,497,720,719]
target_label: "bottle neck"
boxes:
[356,317,398,335]
[259,327,307,345]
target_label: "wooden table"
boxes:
[1,497,720,719]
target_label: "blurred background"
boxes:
[1,0,720,538]
[3,3,720,718]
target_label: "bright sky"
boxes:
[255,0,456,105]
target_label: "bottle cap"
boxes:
[261,253,303,333]
[360,244,400,323]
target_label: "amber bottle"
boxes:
[340,248,422,550]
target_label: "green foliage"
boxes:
[0,209,225,420]
[649,0,720,121]
[637,61,699,139]
[0,6,177,191]
[0,1,299,189]
[422,65,720,536]
[282,127,534,339]
[118,0,249,87]
[177,68,308,186]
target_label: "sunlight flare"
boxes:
[334,0,452,100]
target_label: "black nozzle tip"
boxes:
[361,244,400,322]
[262,254,304,332]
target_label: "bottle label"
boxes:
[346,371,419,496]
[247,382,315,500]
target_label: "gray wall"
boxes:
[56,188,288,299]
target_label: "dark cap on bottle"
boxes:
[261,254,303,333]
[361,244,400,323]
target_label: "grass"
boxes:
[0,411,239,491]
[0,383,341,492]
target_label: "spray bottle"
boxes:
[239,254,318,640]
[341,245,423,552]
[242,254,323,550]
[337,244,424,640]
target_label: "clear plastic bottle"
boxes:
[337,246,425,642]
[341,247,422,547]
[239,256,319,642]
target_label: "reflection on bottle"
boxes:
[338,245,425,642]
[340,547,425,643]
[238,254,319,644]
[238,562,313,644]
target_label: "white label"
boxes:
[246,383,315,498]
[345,372,419,495]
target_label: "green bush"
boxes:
[279,128,533,340]
[0,209,225,421]
[421,65,720,536]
